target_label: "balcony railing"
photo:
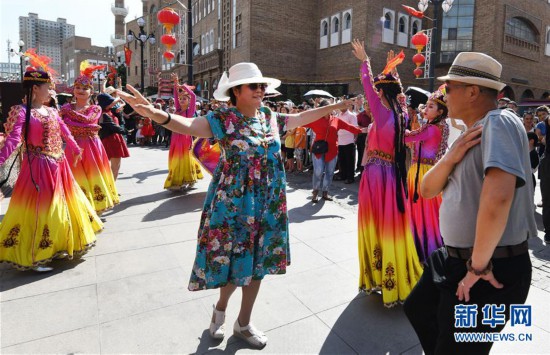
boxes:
[503,33,540,61]
[110,34,126,47]
[505,33,540,52]
[111,3,129,17]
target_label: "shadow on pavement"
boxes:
[192,329,260,354]
[117,168,169,183]
[287,200,344,224]
[142,191,206,221]
[0,258,86,292]
[318,294,421,354]
[530,236,550,262]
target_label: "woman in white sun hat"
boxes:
[117,62,354,349]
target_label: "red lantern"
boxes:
[413,68,423,78]
[412,53,425,67]
[161,34,177,51]
[163,51,175,61]
[411,31,429,53]
[157,8,180,34]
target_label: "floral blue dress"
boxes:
[188,106,290,291]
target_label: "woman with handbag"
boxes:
[352,39,423,307]
[117,62,354,348]
[305,99,363,203]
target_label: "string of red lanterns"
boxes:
[411,31,428,78]
[157,8,180,62]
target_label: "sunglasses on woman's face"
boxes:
[246,83,268,91]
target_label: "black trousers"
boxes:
[356,133,367,170]
[540,156,550,234]
[337,143,356,181]
[404,248,531,355]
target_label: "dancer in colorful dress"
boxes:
[0,67,102,272]
[352,39,423,307]
[97,93,129,181]
[405,85,449,263]
[164,72,203,190]
[117,62,354,348]
[60,63,119,214]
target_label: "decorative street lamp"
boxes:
[417,0,455,91]
[127,17,156,93]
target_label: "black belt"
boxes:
[446,240,528,260]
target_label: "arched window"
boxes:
[344,13,352,30]
[333,18,339,33]
[546,29,550,44]
[399,17,406,33]
[412,21,419,35]
[522,89,534,100]
[384,12,393,30]
[322,21,328,36]
[506,17,537,43]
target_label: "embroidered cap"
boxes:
[429,84,447,107]
[23,67,51,84]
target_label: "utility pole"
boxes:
[187,0,193,84]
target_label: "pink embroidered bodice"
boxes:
[0,105,80,164]
[405,122,449,165]
[60,103,102,138]
[360,59,398,163]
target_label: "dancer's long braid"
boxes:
[383,89,408,213]
[24,86,40,191]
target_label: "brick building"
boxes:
[125,0,188,94]
[19,13,75,75]
[451,0,550,103]
[129,0,550,103]
[63,36,113,90]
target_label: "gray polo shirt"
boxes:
[439,109,537,248]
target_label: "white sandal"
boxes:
[32,266,53,272]
[209,305,225,339]
[233,319,268,349]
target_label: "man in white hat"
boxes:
[404,52,536,354]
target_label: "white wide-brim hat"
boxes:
[437,52,506,91]
[213,62,281,101]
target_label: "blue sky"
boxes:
[0,0,143,62]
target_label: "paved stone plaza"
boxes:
[1,145,549,354]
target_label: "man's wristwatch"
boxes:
[466,258,493,276]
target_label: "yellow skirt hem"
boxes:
[0,241,96,270]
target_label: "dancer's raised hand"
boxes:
[171,72,179,83]
[351,39,368,62]
[117,85,159,119]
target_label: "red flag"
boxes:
[402,5,424,19]
[124,46,132,66]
